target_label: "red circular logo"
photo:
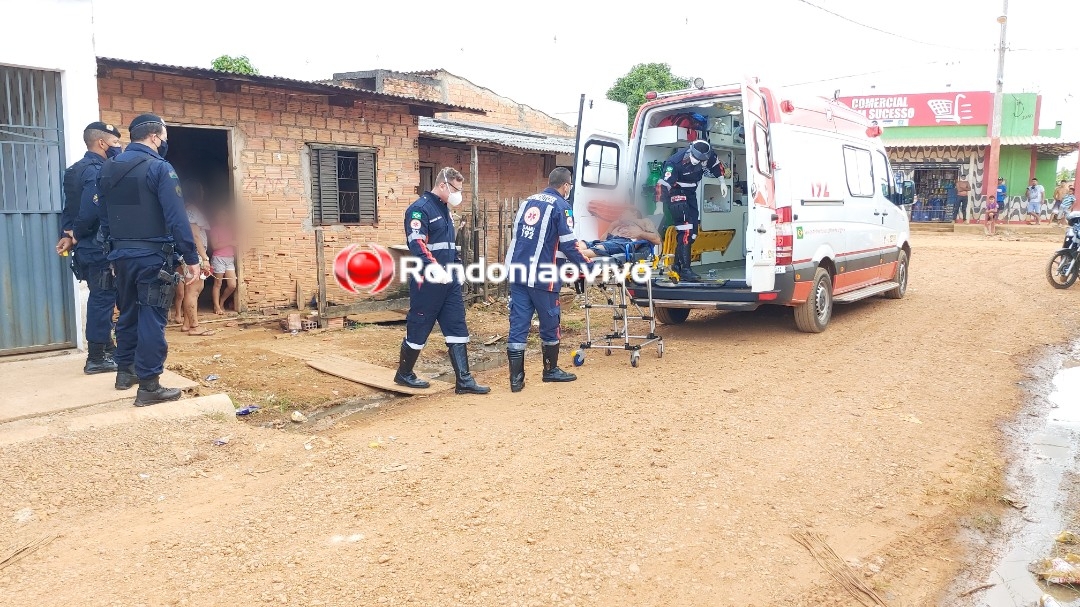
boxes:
[333,244,395,294]
[524,207,541,225]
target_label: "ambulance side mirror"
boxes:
[899,180,915,206]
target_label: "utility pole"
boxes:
[985,0,1008,204]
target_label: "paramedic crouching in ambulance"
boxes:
[394,167,489,396]
[505,168,593,392]
[657,140,727,282]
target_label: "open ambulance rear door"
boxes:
[569,94,628,242]
[742,79,777,291]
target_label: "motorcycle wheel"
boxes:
[1046,250,1079,289]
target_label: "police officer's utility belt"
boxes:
[110,239,175,255]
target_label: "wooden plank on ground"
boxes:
[346,311,407,324]
[306,354,452,396]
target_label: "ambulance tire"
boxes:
[654,307,690,325]
[794,268,832,334]
[883,250,909,299]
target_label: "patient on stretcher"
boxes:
[582,207,661,260]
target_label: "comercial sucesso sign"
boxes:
[836,92,993,127]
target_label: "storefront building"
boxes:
[838,91,1078,223]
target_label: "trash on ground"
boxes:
[1057,530,1080,544]
[212,436,231,446]
[1041,593,1065,607]
[380,464,408,473]
[291,411,307,423]
[1030,554,1080,585]
[999,495,1027,510]
[205,374,219,382]
[235,406,260,416]
[212,354,222,359]
[369,441,382,449]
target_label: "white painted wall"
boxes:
[1,0,100,351]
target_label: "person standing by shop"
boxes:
[1026,178,1045,225]
[1052,179,1070,225]
[954,177,970,223]
[505,168,593,393]
[99,114,200,406]
[996,178,1008,218]
[394,167,489,396]
[55,122,124,374]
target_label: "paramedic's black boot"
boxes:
[448,343,489,395]
[394,341,430,389]
[674,242,700,282]
[134,376,182,407]
[84,342,118,375]
[541,343,577,383]
[115,364,138,390]
[507,349,526,393]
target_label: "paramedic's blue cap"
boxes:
[689,140,711,161]
[85,121,121,138]
[129,113,166,132]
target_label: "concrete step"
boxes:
[910,223,954,233]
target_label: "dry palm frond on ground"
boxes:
[792,530,888,607]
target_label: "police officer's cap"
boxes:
[689,140,711,161]
[129,113,166,131]
[85,121,121,138]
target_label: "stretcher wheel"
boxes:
[630,351,640,368]
[657,342,664,358]
[605,342,612,356]
[572,349,585,367]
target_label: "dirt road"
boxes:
[2,232,1078,606]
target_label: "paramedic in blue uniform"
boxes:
[505,167,593,392]
[394,166,490,395]
[98,114,200,407]
[656,140,727,282]
[55,122,123,374]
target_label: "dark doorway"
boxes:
[420,163,434,194]
[164,126,236,314]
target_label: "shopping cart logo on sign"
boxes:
[927,93,973,124]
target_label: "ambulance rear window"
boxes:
[581,140,620,189]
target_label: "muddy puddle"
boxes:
[963,349,1080,607]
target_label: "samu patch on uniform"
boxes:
[566,216,575,229]
[410,219,422,230]
[411,211,422,219]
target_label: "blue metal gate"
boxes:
[0,65,76,354]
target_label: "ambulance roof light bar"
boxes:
[649,82,743,101]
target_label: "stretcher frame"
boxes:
[576,241,664,368]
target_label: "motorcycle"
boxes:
[1047,211,1080,289]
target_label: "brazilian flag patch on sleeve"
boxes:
[411,211,423,219]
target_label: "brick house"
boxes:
[96,57,482,314]
[330,69,576,261]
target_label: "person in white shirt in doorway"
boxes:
[1026,178,1046,225]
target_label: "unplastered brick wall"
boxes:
[97,68,420,311]
[420,141,547,261]
[382,72,574,138]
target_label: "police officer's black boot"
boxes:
[134,376,182,407]
[674,241,700,283]
[394,341,430,389]
[541,343,577,383]
[115,364,138,390]
[507,349,526,393]
[84,342,118,375]
[447,343,490,395]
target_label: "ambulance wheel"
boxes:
[630,351,640,368]
[572,349,585,367]
[654,307,690,325]
[794,268,833,334]
[883,250,909,299]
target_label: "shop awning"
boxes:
[882,135,1079,156]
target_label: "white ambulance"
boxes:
[569,77,913,333]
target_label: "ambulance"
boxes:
[569,77,913,333]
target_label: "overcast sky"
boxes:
[90,0,1079,167]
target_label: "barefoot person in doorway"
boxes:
[176,180,212,335]
[210,207,237,315]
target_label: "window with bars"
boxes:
[309,146,378,225]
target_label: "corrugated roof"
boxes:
[96,57,484,115]
[883,135,1079,156]
[419,118,575,154]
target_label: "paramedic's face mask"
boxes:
[444,180,463,207]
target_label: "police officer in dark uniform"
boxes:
[505,168,592,392]
[656,140,727,282]
[98,114,200,406]
[394,166,489,395]
[55,122,123,374]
